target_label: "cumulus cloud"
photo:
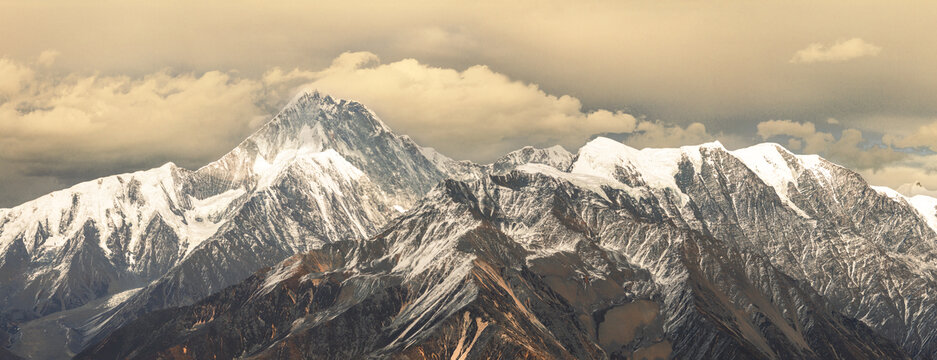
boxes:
[757,120,904,170]
[621,121,713,149]
[0,51,657,206]
[0,58,34,96]
[825,129,905,170]
[37,50,59,67]
[859,154,937,190]
[882,120,937,152]
[757,120,834,154]
[0,58,267,182]
[266,51,639,161]
[790,38,882,64]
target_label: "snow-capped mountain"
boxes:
[8,92,937,359]
[0,91,578,359]
[79,136,937,359]
[0,92,440,357]
[76,123,937,359]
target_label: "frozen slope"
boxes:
[80,167,912,359]
[80,135,937,359]
[0,91,451,357]
[0,91,590,358]
[9,93,937,359]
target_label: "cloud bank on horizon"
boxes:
[790,38,882,64]
[0,51,718,205]
[2,1,937,207]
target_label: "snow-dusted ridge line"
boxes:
[730,143,815,217]
[77,126,937,359]
[0,91,400,261]
[8,90,937,359]
[0,89,443,344]
[569,137,813,216]
[517,163,636,201]
[873,184,937,234]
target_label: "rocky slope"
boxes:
[7,91,937,359]
[80,133,937,359]
[0,91,578,358]
[78,165,911,359]
[0,92,437,357]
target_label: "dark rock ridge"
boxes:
[5,91,937,358]
[80,169,914,359]
[0,91,576,358]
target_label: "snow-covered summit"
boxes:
[730,143,835,217]
[571,137,722,204]
[0,90,449,328]
[568,137,846,218]
[11,92,937,359]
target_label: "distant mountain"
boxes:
[68,103,937,359]
[897,182,937,198]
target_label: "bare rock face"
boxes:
[0,92,579,358]
[81,165,919,359]
[0,92,447,357]
[7,92,937,359]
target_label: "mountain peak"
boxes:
[195,91,402,188]
[699,140,725,149]
[897,181,937,198]
[284,89,329,109]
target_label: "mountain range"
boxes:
[3,91,937,359]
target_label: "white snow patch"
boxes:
[570,137,721,205]
[528,145,573,168]
[730,143,810,218]
[103,287,143,308]
[255,147,362,189]
[0,163,181,258]
[419,146,454,166]
[908,195,937,234]
[182,188,246,256]
[872,186,903,200]
[799,154,833,180]
[517,163,640,201]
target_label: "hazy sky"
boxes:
[2,0,937,207]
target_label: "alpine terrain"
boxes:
[3,91,937,359]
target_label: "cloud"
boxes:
[266,51,639,161]
[756,120,904,170]
[790,38,882,64]
[621,121,713,149]
[37,50,59,67]
[757,120,833,154]
[858,154,937,190]
[0,51,651,206]
[825,129,905,170]
[883,120,937,152]
[0,58,34,96]
[0,58,267,183]
[393,27,479,58]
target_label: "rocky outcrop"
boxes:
[80,169,917,359]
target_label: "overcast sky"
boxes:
[2,0,937,207]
